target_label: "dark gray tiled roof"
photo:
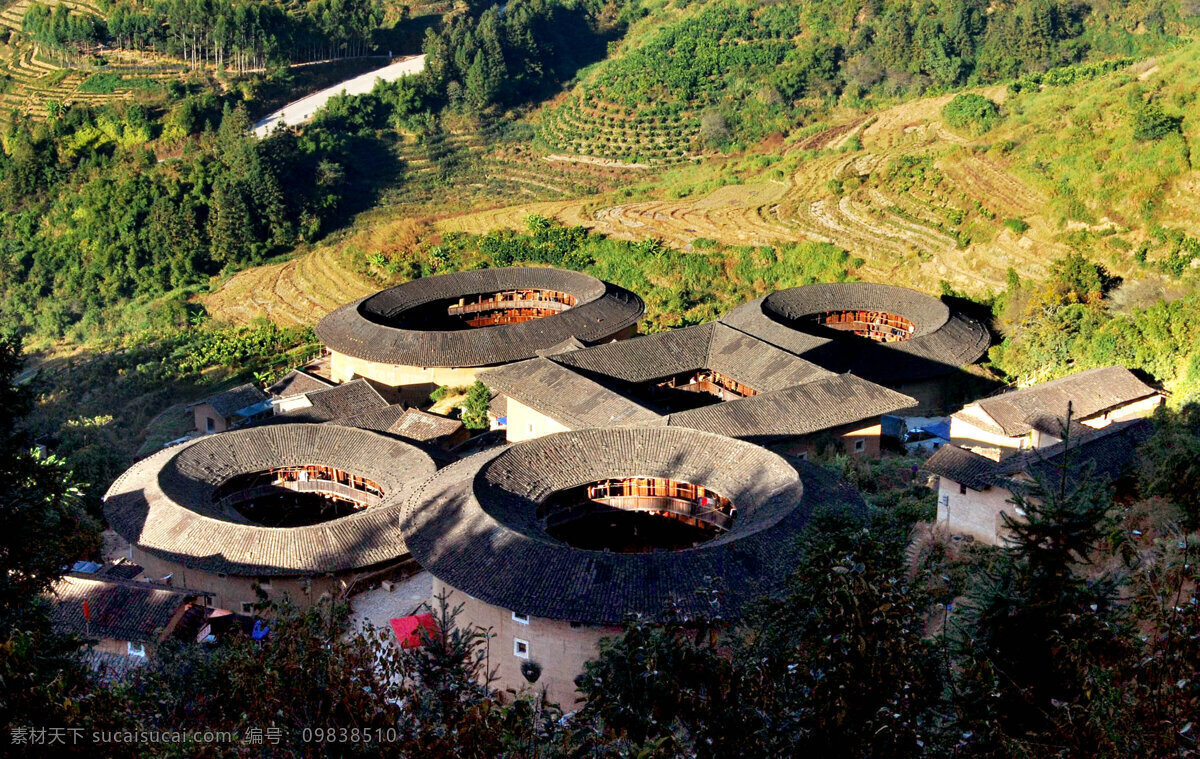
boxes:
[103,424,436,575]
[387,408,465,443]
[667,374,916,438]
[997,419,1154,484]
[196,383,269,417]
[400,428,864,625]
[550,322,831,391]
[963,367,1160,437]
[551,323,717,383]
[479,358,666,429]
[50,574,195,644]
[720,283,990,383]
[266,369,334,399]
[705,324,833,391]
[923,444,1000,491]
[273,379,389,424]
[316,267,645,368]
[925,419,1153,491]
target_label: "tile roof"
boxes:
[549,322,832,391]
[195,383,270,418]
[316,267,645,368]
[960,367,1161,437]
[103,424,437,575]
[719,283,990,383]
[667,374,916,438]
[50,574,195,644]
[338,406,465,444]
[479,358,666,429]
[400,427,865,625]
[925,419,1153,491]
[272,379,390,424]
[266,368,334,399]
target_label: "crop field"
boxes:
[538,92,700,165]
[0,0,181,120]
[441,88,1070,293]
[203,239,379,326]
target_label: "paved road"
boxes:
[253,54,427,138]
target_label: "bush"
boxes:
[1004,217,1030,234]
[1132,101,1183,141]
[942,93,1001,134]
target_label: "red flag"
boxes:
[82,599,92,622]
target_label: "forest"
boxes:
[23,0,384,70]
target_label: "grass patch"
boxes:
[78,73,123,94]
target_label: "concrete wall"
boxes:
[133,549,344,613]
[434,577,616,708]
[934,476,1019,545]
[504,398,572,443]
[192,404,229,434]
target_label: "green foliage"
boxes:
[951,431,1134,754]
[77,73,123,94]
[942,93,1001,134]
[0,101,376,341]
[1138,405,1200,529]
[1131,99,1184,141]
[1008,57,1134,94]
[1002,217,1030,234]
[460,380,491,431]
[423,0,609,111]
[988,251,1200,390]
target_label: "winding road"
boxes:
[253,54,427,138]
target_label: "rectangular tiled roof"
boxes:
[480,358,666,430]
[196,383,269,418]
[960,367,1159,437]
[274,379,389,424]
[266,368,334,399]
[926,419,1153,490]
[667,374,915,438]
[50,574,196,644]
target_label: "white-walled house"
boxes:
[927,419,1152,545]
[949,366,1162,461]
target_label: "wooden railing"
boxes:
[218,480,382,510]
[544,495,733,530]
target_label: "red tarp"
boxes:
[390,614,437,648]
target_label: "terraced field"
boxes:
[538,93,700,166]
[0,0,183,120]
[203,240,379,326]
[443,89,1072,293]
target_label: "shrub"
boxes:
[1004,217,1030,234]
[942,93,1001,134]
[1132,101,1183,141]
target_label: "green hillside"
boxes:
[537,0,1191,163]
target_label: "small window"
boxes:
[256,578,273,591]
[127,641,146,658]
[512,612,529,625]
[853,439,866,453]
[959,483,968,495]
[513,638,530,659]
[241,602,255,614]
[206,417,216,433]
[796,451,808,461]
[527,421,535,434]
[569,621,583,629]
